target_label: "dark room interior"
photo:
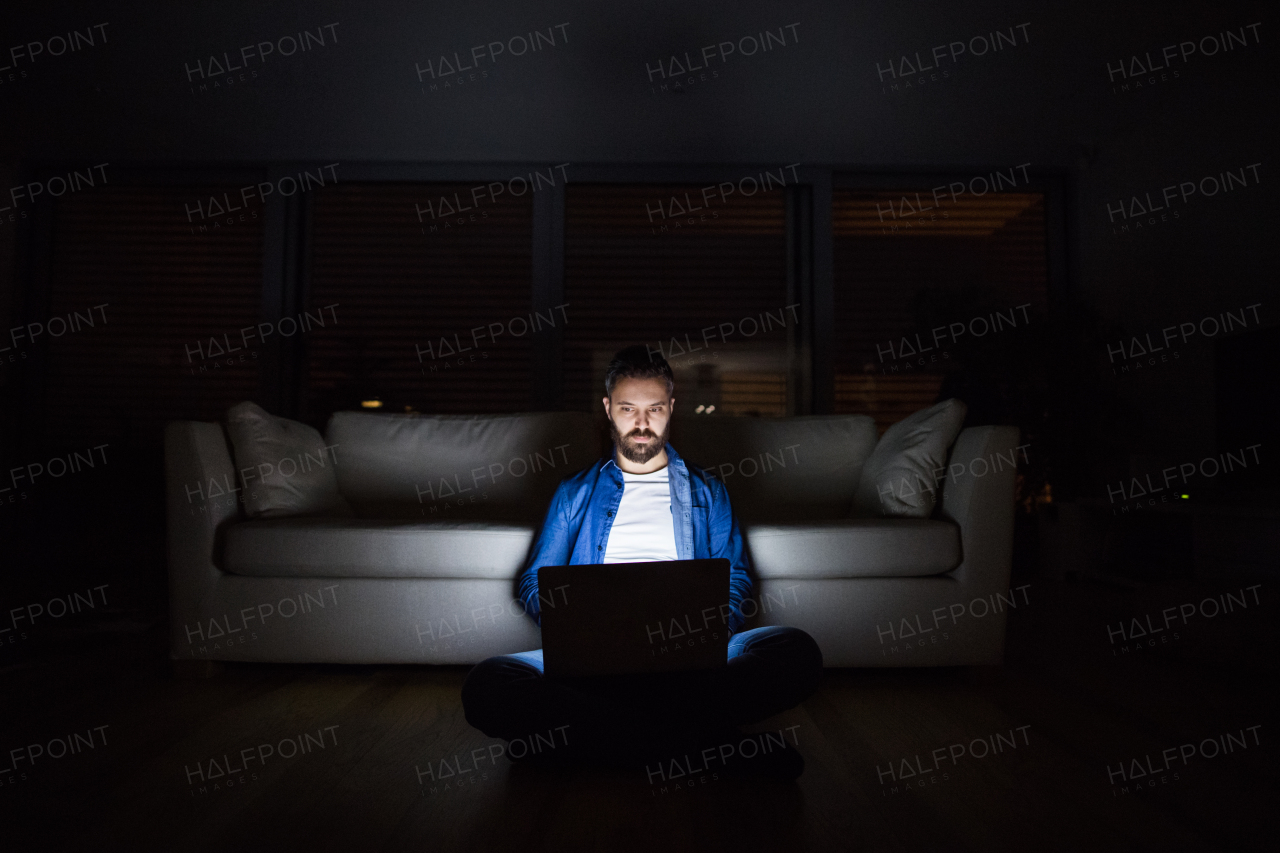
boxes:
[0,2,1275,851]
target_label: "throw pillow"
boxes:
[851,398,967,518]
[225,401,352,518]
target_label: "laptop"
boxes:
[537,559,731,678]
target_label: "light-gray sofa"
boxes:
[165,410,1021,667]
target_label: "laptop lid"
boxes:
[537,559,732,678]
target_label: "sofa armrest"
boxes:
[164,421,240,640]
[937,425,1021,589]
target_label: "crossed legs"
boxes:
[461,626,823,763]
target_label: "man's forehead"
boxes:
[614,397,669,405]
[611,377,670,405]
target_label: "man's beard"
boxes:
[608,417,670,464]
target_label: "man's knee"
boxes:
[742,626,821,664]
[748,627,823,696]
[778,628,823,690]
[461,654,541,728]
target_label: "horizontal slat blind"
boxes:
[832,190,1047,431]
[834,374,946,434]
[42,185,264,447]
[304,183,533,418]
[564,184,789,416]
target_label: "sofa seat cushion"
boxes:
[224,518,535,579]
[744,519,961,579]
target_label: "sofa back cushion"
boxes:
[325,411,603,523]
[670,414,879,523]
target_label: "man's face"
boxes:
[603,376,674,465]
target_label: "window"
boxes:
[41,185,264,448]
[564,183,792,417]
[303,182,535,419]
[832,187,1048,432]
[25,169,1057,441]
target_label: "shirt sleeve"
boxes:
[708,478,754,634]
[516,479,572,626]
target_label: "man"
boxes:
[461,345,823,778]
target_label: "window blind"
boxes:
[564,183,791,417]
[41,185,264,448]
[303,182,534,420]
[832,189,1048,431]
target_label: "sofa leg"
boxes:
[170,658,226,679]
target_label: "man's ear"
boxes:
[601,396,611,420]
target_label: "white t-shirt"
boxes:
[602,465,679,563]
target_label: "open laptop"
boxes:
[537,559,731,678]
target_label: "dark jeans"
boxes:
[461,626,823,762]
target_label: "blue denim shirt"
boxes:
[516,441,754,634]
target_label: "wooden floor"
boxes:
[0,575,1274,852]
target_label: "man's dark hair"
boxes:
[604,345,675,400]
